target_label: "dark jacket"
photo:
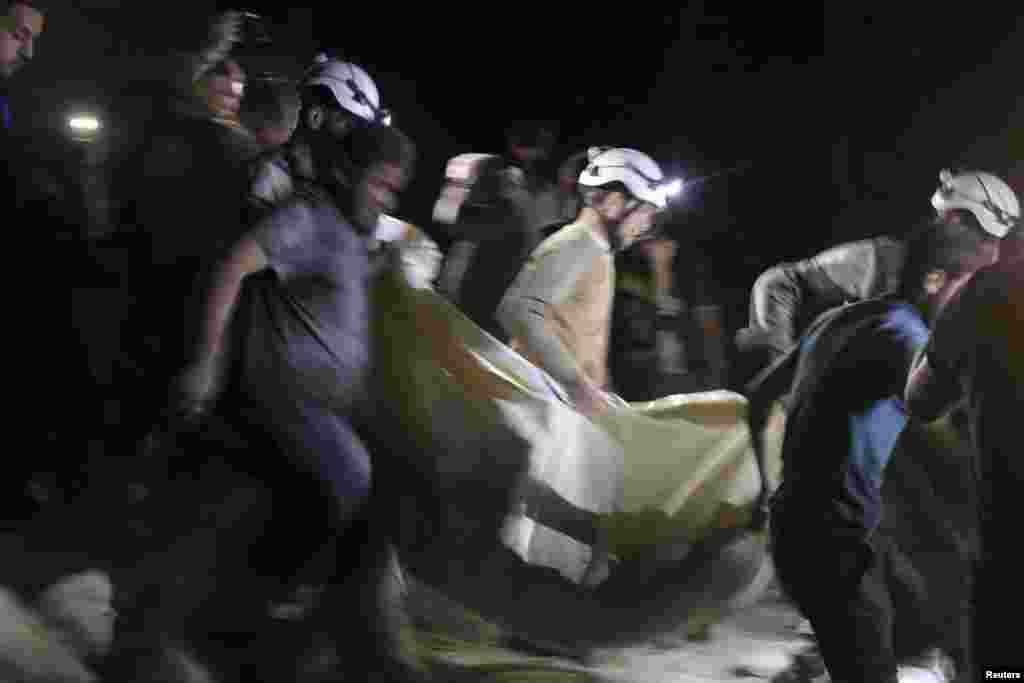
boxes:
[739,236,906,362]
[438,196,539,342]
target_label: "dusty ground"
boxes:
[408,580,814,683]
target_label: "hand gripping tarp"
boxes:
[367,268,786,649]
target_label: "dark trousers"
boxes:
[103,400,423,681]
[248,394,372,524]
[969,440,1024,676]
[973,498,1023,676]
[771,511,944,683]
[973,548,1023,676]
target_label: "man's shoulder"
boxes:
[537,219,572,241]
[534,222,604,255]
[259,183,351,236]
[802,298,924,355]
[250,153,294,203]
[256,192,366,274]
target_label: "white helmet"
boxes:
[578,147,679,209]
[305,54,389,124]
[931,169,1020,238]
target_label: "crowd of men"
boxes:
[4,3,1023,681]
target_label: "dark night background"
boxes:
[10,2,1024,313]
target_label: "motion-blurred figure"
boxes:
[434,152,534,340]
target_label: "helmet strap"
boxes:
[607,198,644,252]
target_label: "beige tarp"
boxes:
[370,268,785,582]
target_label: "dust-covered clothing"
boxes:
[247,150,294,221]
[238,182,370,416]
[247,152,441,289]
[497,222,615,391]
[226,181,372,522]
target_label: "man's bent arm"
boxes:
[193,236,269,365]
[496,240,593,391]
[497,293,586,391]
[743,237,898,357]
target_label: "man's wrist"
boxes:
[565,376,588,395]
[565,375,597,400]
[196,336,230,365]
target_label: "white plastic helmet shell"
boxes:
[931,169,1020,238]
[305,55,382,123]
[578,147,670,209]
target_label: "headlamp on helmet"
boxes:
[579,148,680,209]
